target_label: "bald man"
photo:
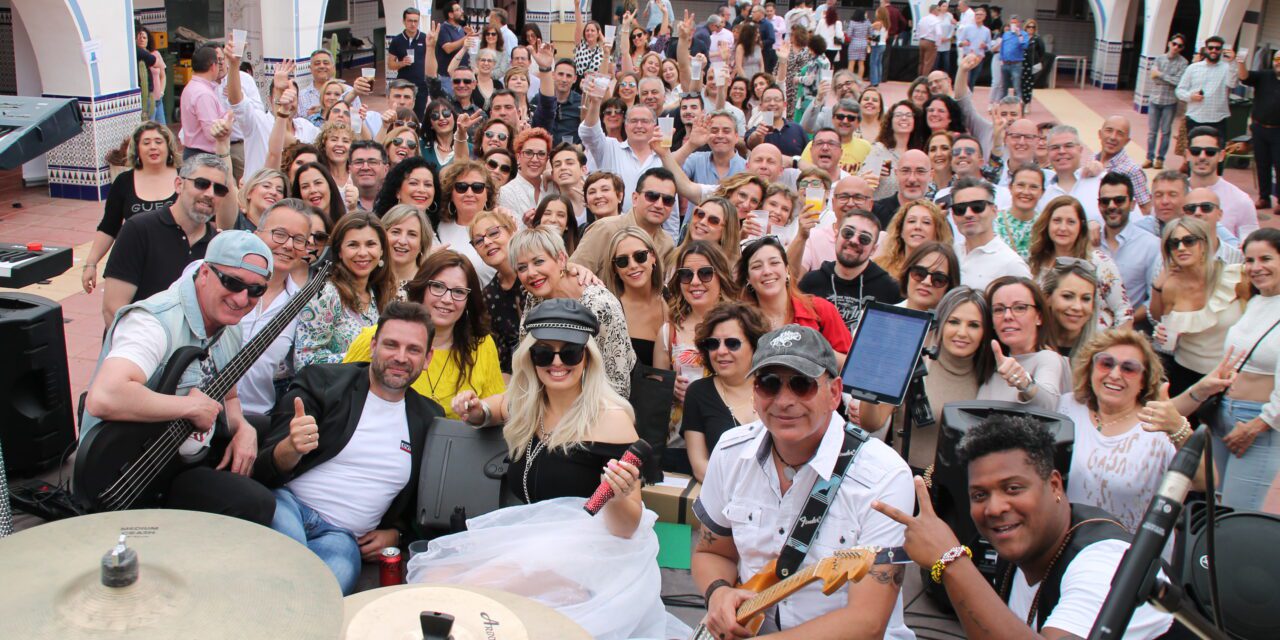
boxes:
[871,149,933,228]
[1183,187,1239,248]
[1096,115,1152,213]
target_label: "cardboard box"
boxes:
[642,472,701,526]
[551,23,577,42]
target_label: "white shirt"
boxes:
[957,234,1032,292]
[916,13,941,42]
[1040,168,1104,225]
[578,120,663,215]
[1205,177,1261,238]
[959,8,976,27]
[436,220,496,286]
[236,278,301,415]
[1008,539,1173,639]
[498,173,547,219]
[936,15,956,51]
[219,71,261,142]
[708,29,736,65]
[695,414,916,638]
[287,391,413,536]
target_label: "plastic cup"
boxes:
[232,29,247,58]
[760,110,775,125]
[691,59,703,80]
[716,65,729,85]
[591,75,610,97]
[405,50,415,64]
[469,37,480,56]
[604,25,617,46]
[750,209,770,235]
[361,67,376,79]
[1157,323,1180,353]
[804,186,825,220]
[658,117,675,147]
[679,363,704,383]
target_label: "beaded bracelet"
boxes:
[931,545,971,584]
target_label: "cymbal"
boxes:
[0,509,343,639]
[343,584,591,640]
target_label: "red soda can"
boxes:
[379,547,404,586]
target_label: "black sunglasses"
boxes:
[430,110,454,121]
[390,137,419,149]
[1166,235,1204,251]
[454,181,488,194]
[693,208,723,226]
[754,372,820,399]
[207,264,266,298]
[486,159,512,173]
[643,190,677,206]
[1188,146,1220,157]
[484,130,509,142]
[1098,195,1129,207]
[838,227,874,246]
[529,343,586,367]
[612,250,651,269]
[189,176,230,197]
[907,265,952,288]
[1183,202,1217,214]
[698,337,743,352]
[308,231,330,246]
[952,200,990,216]
[833,113,860,122]
[676,266,716,284]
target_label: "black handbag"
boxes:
[1194,316,1280,431]
[628,363,676,484]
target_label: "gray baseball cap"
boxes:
[748,324,840,379]
[204,230,273,277]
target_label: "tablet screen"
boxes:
[841,302,933,404]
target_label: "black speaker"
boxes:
[0,293,75,477]
[1172,502,1280,640]
[928,401,1075,598]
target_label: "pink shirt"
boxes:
[802,226,838,272]
[179,76,227,154]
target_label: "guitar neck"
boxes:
[735,563,821,623]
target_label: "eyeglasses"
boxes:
[188,176,230,197]
[308,231,330,246]
[1093,352,1145,378]
[951,147,979,157]
[430,110,454,120]
[833,192,870,204]
[619,81,638,88]
[812,138,841,148]
[351,158,385,167]
[486,159,512,173]
[676,266,716,284]
[1170,41,1184,49]
[1187,146,1220,157]
[992,303,1036,317]
[267,228,309,250]
[470,225,504,247]
[907,265,952,288]
[952,200,991,216]
[643,190,677,206]
[839,227,874,246]
[798,179,826,190]
[206,264,267,298]
[754,372,821,399]
[530,342,586,367]
[892,111,915,121]
[390,137,419,149]
[698,337,743,352]
[1166,235,1204,251]
[1006,132,1041,142]
[427,279,471,301]
[603,107,625,116]
[453,181,488,194]
[1054,256,1096,273]
[484,130,510,142]
[1183,202,1218,215]
[1098,195,1129,207]
[833,113,860,122]
[521,149,548,159]
[693,208,723,226]
[612,250,651,269]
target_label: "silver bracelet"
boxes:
[478,400,493,426]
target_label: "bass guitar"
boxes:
[690,546,908,639]
[74,261,332,512]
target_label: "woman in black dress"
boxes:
[605,226,665,367]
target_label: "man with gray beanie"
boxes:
[692,325,914,637]
[82,230,277,526]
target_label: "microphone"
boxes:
[584,439,652,516]
[1088,426,1210,640]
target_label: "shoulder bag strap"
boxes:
[1233,315,1280,374]
[774,422,870,579]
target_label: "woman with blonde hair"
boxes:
[469,210,523,373]
[875,199,953,278]
[1028,195,1132,329]
[676,196,741,267]
[607,227,665,366]
[502,67,534,122]
[1041,257,1100,359]
[380,203,434,298]
[382,125,421,166]
[225,167,288,232]
[314,120,355,186]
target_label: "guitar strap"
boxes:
[774,422,869,580]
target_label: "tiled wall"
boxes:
[46,89,143,201]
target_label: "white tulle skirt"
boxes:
[406,497,690,640]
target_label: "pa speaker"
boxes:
[1174,502,1280,640]
[0,293,75,477]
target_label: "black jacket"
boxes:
[253,362,444,538]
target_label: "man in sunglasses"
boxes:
[83,231,278,526]
[693,325,914,638]
[1183,126,1259,239]
[1144,35,1189,170]
[103,154,230,325]
[254,301,443,594]
[1175,35,1239,143]
[571,167,678,277]
[1095,171,1160,328]
[952,176,1030,292]
[800,208,902,328]
[801,101,872,173]
[934,135,1012,211]
[802,175,874,271]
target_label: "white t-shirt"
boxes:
[916,13,941,42]
[236,278,301,415]
[1008,539,1174,639]
[436,220,497,286]
[287,391,413,536]
[956,234,1032,292]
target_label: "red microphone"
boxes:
[584,439,652,516]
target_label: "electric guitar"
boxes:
[690,546,909,640]
[74,261,332,512]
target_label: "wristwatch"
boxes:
[791,155,800,169]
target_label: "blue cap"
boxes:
[204,230,273,277]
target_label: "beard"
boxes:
[836,248,869,270]
[373,357,416,391]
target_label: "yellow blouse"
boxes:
[343,327,506,419]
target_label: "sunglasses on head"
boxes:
[698,337,743,352]
[207,264,266,298]
[453,181,488,194]
[643,190,677,206]
[1166,235,1203,251]
[1054,256,1096,273]
[693,208,723,226]
[676,266,716,284]
[907,265,952,288]
[390,137,419,149]
[1098,195,1129,207]
[529,342,586,367]
[612,249,651,269]
[1188,146,1220,157]
[486,159,512,173]
[1183,202,1217,215]
[189,176,230,197]
[839,227,874,246]
[1092,352,1145,378]
[754,372,821,399]
[952,200,990,216]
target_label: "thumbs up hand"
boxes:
[992,340,1032,392]
[1138,381,1187,437]
[286,396,320,457]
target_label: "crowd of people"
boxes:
[77,3,1280,638]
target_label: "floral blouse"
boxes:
[1036,250,1133,330]
[521,283,636,398]
[995,209,1035,259]
[294,282,380,369]
[785,49,814,118]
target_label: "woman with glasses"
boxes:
[473,48,504,107]
[343,250,504,418]
[373,156,437,219]
[606,227,665,367]
[225,168,288,232]
[480,28,506,74]
[437,160,500,286]
[292,162,347,227]
[295,212,397,367]
[1020,20,1045,111]
[875,199,953,279]
[978,276,1069,410]
[469,211,523,374]
[738,235,852,355]
[422,99,461,173]
[297,209,333,285]
[502,68,535,122]
[1041,257,1099,358]
[926,131,954,192]
[531,193,581,255]
[995,164,1046,258]
[682,302,771,483]
[898,242,960,312]
[476,118,515,156]
[1150,217,1248,396]
[482,148,516,186]
[861,100,927,201]
[380,203,434,299]
[600,97,629,143]
[572,2,607,77]
[615,72,640,108]
[677,196,741,266]
[585,172,625,226]
[1028,195,1132,329]
[382,125,420,166]
[860,287,989,471]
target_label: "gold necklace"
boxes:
[1091,407,1138,432]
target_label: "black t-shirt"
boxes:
[98,170,178,236]
[872,195,902,229]
[102,206,217,303]
[797,260,903,328]
[680,376,739,453]
[1243,71,1280,126]
[388,31,428,84]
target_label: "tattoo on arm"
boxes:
[868,564,905,586]
[696,528,719,549]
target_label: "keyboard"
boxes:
[0,243,72,288]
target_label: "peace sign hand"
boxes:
[872,476,961,568]
[992,340,1030,392]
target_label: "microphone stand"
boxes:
[897,345,938,467]
[1148,575,1229,640]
